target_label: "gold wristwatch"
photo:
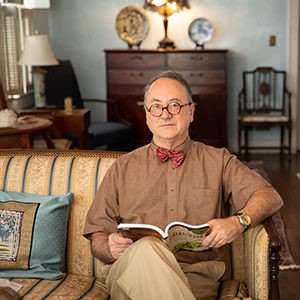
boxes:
[234,212,251,232]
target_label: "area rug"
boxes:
[244,160,300,271]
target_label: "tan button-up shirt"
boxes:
[84,138,271,262]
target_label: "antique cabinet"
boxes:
[105,49,228,147]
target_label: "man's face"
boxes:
[145,78,195,147]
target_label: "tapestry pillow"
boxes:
[0,191,73,279]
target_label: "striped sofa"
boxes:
[0,150,280,300]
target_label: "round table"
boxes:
[0,117,55,149]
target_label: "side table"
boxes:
[17,108,91,149]
[0,117,55,149]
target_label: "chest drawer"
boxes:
[167,53,226,69]
[181,70,226,85]
[107,69,165,85]
[105,49,228,148]
[106,53,165,69]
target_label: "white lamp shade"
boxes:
[18,34,58,66]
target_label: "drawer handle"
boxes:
[190,56,204,61]
[131,55,143,60]
[130,72,144,77]
[190,73,203,77]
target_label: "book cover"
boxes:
[117,221,210,253]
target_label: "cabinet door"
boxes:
[190,88,227,148]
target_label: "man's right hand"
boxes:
[108,232,133,260]
[91,231,132,264]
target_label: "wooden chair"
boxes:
[238,67,292,158]
[43,60,135,150]
[0,77,8,110]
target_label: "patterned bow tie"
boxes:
[156,147,185,168]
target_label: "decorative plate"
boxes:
[188,18,214,49]
[115,6,149,49]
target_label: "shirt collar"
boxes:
[150,137,192,157]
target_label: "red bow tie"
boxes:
[156,147,185,168]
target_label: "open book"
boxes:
[0,279,22,292]
[117,221,210,253]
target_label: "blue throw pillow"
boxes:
[0,191,73,279]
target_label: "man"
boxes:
[84,70,283,300]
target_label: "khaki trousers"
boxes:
[106,236,225,300]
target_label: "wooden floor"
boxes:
[242,153,300,300]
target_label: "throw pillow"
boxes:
[0,191,73,279]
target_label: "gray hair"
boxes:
[143,70,193,104]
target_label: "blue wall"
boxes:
[49,0,288,152]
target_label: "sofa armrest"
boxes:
[241,218,280,300]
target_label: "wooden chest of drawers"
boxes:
[105,49,228,147]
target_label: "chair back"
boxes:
[0,78,8,109]
[240,67,289,115]
[44,60,84,109]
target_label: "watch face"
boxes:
[240,214,251,226]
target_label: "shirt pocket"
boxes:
[180,188,221,222]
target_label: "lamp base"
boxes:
[32,68,46,108]
[157,37,175,49]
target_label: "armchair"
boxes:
[43,60,134,150]
[238,67,291,158]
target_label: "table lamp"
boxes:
[144,0,189,49]
[18,34,58,108]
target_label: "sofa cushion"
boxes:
[0,191,73,279]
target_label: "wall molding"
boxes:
[288,0,300,151]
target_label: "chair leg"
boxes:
[244,127,249,159]
[288,124,292,160]
[238,123,242,156]
[280,126,284,156]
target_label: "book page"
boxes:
[166,225,210,253]
[0,279,22,292]
[117,224,166,240]
[165,221,210,233]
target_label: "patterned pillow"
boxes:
[0,191,73,279]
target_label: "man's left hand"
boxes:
[203,217,244,248]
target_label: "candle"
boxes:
[64,97,73,114]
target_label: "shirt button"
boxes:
[170,208,174,212]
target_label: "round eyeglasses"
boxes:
[145,102,192,117]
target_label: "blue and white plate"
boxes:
[188,18,214,48]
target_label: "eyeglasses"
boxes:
[145,102,192,117]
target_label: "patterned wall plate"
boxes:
[188,18,214,49]
[115,6,149,48]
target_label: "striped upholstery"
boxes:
[0,150,119,299]
[229,225,269,299]
[0,150,270,299]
